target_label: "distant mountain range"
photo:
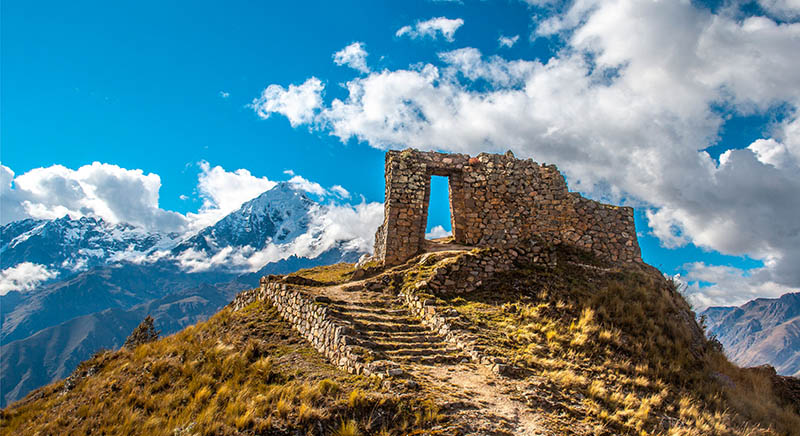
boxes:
[701,292,800,377]
[0,183,366,406]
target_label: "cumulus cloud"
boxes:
[759,0,800,20]
[186,161,277,230]
[439,47,536,87]
[281,171,353,198]
[680,262,798,310]
[287,174,327,196]
[251,77,324,127]
[333,42,369,74]
[498,34,519,48]
[426,225,452,239]
[177,200,384,273]
[0,162,187,232]
[257,0,800,305]
[0,262,59,295]
[1,165,28,224]
[396,17,464,42]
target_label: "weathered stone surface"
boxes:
[372,149,641,266]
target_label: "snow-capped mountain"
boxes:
[174,182,316,254]
[0,216,179,277]
[1,182,371,407]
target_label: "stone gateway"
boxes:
[371,149,641,266]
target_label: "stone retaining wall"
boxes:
[230,278,372,375]
[411,242,555,296]
[372,149,640,266]
[400,289,515,376]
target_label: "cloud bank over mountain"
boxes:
[1,161,382,288]
[251,0,800,308]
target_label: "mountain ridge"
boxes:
[0,183,368,406]
[701,291,800,376]
[3,242,798,435]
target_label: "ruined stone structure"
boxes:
[372,149,641,266]
[230,148,643,378]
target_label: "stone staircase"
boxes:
[322,292,468,368]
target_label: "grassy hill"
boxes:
[2,243,799,435]
[0,300,442,436]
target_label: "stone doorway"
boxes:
[423,175,454,241]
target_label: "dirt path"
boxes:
[412,363,549,435]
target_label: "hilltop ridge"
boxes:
[4,240,799,435]
[3,149,798,435]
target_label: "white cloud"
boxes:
[680,262,798,310]
[185,161,277,230]
[176,200,384,273]
[0,262,59,295]
[498,34,520,48]
[1,162,187,232]
[309,201,385,255]
[288,174,327,196]
[1,165,27,224]
[759,0,800,19]
[333,42,369,74]
[396,17,464,42]
[426,225,452,239]
[330,185,350,199]
[260,1,800,305]
[439,47,536,87]
[219,91,230,99]
[251,77,324,127]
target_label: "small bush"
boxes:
[123,316,160,349]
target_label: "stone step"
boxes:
[311,292,467,368]
[328,306,408,316]
[370,337,446,348]
[361,331,446,343]
[391,354,468,365]
[384,347,460,357]
[348,320,429,333]
[371,340,451,351]
[327,299,397,309]
[329,311,418,325]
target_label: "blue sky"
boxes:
[2,0,799,308]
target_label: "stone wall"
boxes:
[230,278,374,375]
[373,149,641,266]
[408,241,555,296]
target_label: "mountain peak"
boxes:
[172,183,319,260]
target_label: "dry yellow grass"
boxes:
[0,300,441,436]
[429,246,800,435]
[286,262,356,284]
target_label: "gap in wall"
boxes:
[425,175,453,240]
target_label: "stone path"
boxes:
[318,288,467,367]
[312,282,550,435]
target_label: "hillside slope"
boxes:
[3,243,799,435]
[0,182,365,406]
[0,282,241,407]
[1,300,444,435]
[702,293,800,376]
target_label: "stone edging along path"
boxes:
[230,280,374,375]
[229,245,550,378]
